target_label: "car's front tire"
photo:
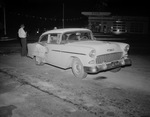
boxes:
[72,58,87,79]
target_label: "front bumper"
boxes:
[84,58,132,73]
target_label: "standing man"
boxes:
[18,24,27,56]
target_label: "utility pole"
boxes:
[62,3,64,28]
[0,2,6,36]
[3,6,6,35]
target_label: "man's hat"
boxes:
[20,24,25,27]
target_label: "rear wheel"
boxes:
[34,56,44,66]
[72,58,87,79]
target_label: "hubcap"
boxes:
[75,63,81,74]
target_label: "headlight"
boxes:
[124,45,130,52]
[89,49,96,58]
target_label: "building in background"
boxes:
[82,12,149,36]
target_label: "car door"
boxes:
[45,33,64,68]
[34,34,48,60]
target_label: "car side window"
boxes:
[50,33,60,44]
[61,33,68,44]
[40,35,48,43]
[68,33,77,40]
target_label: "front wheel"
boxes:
[72,58,87,79]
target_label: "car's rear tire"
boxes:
[110,67,121,72]
[34,56,44,66]
[72,58,87,79]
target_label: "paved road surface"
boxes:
[0,35,150,117]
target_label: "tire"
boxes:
[34,56,44,66]
[110,67,121,72]
[72,58,87,79]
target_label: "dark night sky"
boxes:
[2,0,150,17]
[0,0,149,36]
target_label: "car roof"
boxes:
[41,28,91,36]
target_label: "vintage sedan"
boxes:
[27,28,132,78]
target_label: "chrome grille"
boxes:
[96,52,122,64]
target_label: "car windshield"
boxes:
[61,31,93,44]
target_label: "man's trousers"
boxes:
[20,38,27,56]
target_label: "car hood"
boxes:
[68,40,113,45]
[66,41,123,54]
[67,40,120,48]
